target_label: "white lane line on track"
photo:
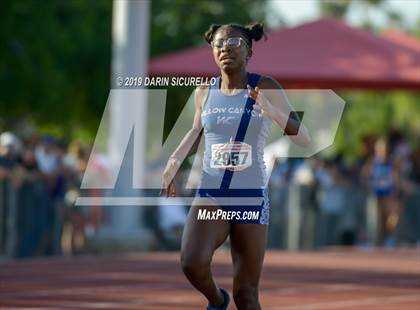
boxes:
[267,294,420,310]
[270,284,359,295]
[4,294,419,310]
[0,283,356,299]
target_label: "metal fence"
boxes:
[267,180,420,249]
[0,179,61,258]
[1,178,419,258]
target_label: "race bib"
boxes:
[210,140,252,171]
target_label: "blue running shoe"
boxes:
[207,288,230,310]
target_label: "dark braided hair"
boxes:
[204,22,266,49]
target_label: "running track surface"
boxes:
[0,248,419,309]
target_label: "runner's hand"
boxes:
[159,157,180,197]
[247,84,275,118]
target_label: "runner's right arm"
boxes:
[160,85,209,197]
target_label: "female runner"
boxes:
[161,22,310,310]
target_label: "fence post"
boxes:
[0,180,5,255]
[287,184,301,250]
[366,193,378,245]
[5,181,18,257]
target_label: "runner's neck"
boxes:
[219,71,249,95]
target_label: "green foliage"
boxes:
[0,0,112,139]
[150,0,267,56]
[0,0,267,141]
[333,91,420,159]
[320,0,352,18]
[1,0,418,160]
[318,0,419,158]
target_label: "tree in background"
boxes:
[320,0,412,32]
[320,0,352,19]
[1,0,417,158]
[0,1,112,140]
[0,0,268,142]
[319,0,420,160]
[151,0,267,56]
[333,91,420,160]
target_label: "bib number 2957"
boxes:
[210,141,252,171]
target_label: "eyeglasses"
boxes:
[211,37,248,49]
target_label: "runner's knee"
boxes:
[180,251,212,279]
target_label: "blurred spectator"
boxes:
[362,138,401,246]
[15,147,48,257]
[0,132,22,255]
[315,160,346,246]
[0,132,21,171]
[61,144,95,255]
[0,132,97,258]
[388,129,412,177]
[0,127,419,258]
[32,137,65,255]
[396,146,420,245]
[409,147,420,184]
[267,158,290,249]
[291,159,318,249]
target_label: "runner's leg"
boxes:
[181,199,230,307]
[230,223,267,310]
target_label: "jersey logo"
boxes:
[216,116,235,125]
